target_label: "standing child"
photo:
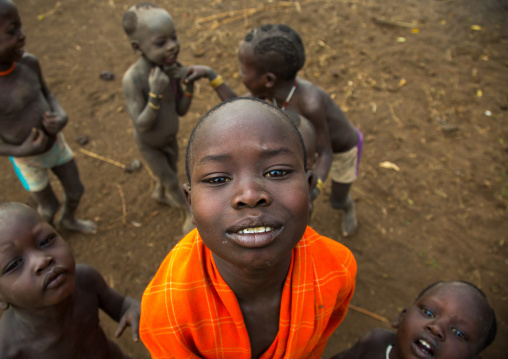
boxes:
[0,0,96,234]
[185,24,362,237]
[122,2,194,233]
[0,202,141,358]
[331,281,497,359]
[140,98,357,358]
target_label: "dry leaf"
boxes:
[379,161,400,171]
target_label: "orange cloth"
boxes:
[140,226,357,359]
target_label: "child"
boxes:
[0,202,141,358]
[332,281,497,359]
[0,0,96,234]
[184,24,363,237]
[140,98,357,358]
[122,2,194,233]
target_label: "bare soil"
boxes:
[2,0,507,357]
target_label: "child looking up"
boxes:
[185,24,362,237]
[140,98,357,359]
[332,281,497,359]
[0,0,96,234]
[122,2,194,233]
[0,202,141,358]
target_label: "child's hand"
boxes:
[183,65,212,84]
[149,66,170,95]
[42,111,67,135]
[164,61,187,80]
[18,128,47,156]
[114,297,141,342]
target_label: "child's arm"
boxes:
[0,128,48,157]
[77,264,141,342]
[184,65,238,101]
[303,105,333,184]
[25,54,68,135]
[123,67,169,133]
[167,62,194,116]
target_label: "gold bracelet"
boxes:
[209,75,224,89]
[149,92,163,99]
[316,178,324,193]
[148,102,160,110]
[183,90,193,98]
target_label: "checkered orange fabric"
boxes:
[140,226,356,358]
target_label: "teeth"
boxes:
[238,226,272,234]
[419,339,431,350]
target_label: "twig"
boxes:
[116,184,127,225]
[388,103,403,127]
[349,304,390,323]
[79,148,126,169]
[372,16,417,29]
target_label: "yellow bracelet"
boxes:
[183,90,193,98]
[149,92,163,99]
[209,75,224,89]
[316,178,324,193]
[148,102,160,110]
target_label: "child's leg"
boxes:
[32,185,60,226]
[139,143,194,234]
[330,182,357,237]
[52,159,97,234]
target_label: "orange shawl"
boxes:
[140,226,356,358]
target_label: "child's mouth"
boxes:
[228,225,282,248]
[413,338,435,357]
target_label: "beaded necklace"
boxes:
[0,63,15,76]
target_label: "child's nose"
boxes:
[231,177,271,209]
[33,254,54,274]
[426,320,445,341]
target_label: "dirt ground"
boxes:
[2,0,507,357]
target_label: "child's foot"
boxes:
[151,183,178,207]
[342,197,357,237]
[59,218,97,234]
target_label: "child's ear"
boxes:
[392,308,407,328]
[306,170,314,191]
[182,183,196,225]
[130,40,141,53]
[264,72,277,89]
[0,298,9,311]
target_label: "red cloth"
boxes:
[140,226,356,358]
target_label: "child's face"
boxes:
[0,205,75,309]
[185,101,310,270]
[135,9,179,67]
[238,41,269,99]
[0,0,25,66]
[394,282,491,359]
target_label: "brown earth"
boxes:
[2,0,507,357]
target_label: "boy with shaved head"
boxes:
[140,98,357,358]
[122,2,194,233]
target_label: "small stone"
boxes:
[99,70,115,81]
[125,159,142,173]
[75,135,89,146]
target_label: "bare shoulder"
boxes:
[122,59,147,88]
[75,263,107,292]
[18,52,41,72]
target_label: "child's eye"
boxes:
[265,169,289,178]
[40,234,56,247]
[452,328,468,341]
[3,258,23,274]
[206,176,231,184]
[420,307,435,318]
